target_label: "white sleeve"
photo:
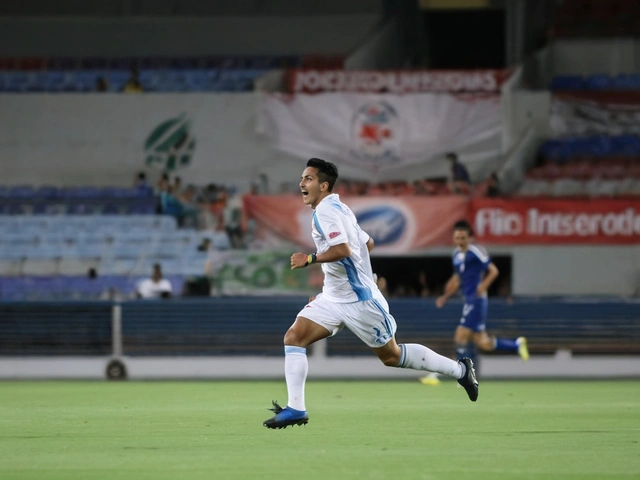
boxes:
[315,204,348,246]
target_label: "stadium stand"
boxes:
[548,0,640,38]
[0,214,210,299]
[0,55,312,92]
[518,136,640,197]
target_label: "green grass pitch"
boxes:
[1,380,638,480]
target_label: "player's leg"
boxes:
[344,295,478,400]
[373,338,478,402]
[473,332,528,360]
[455,300,479,367]
[264,296,339,429]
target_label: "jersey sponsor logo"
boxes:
[356,206,406,246]
[329,231,341,239]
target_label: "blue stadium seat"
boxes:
[550,75,585,91]
[34,186,60,200]
[139,70,159,91]
[5,72,28,92]
[66,203,96,215]
[8,186,36,198]
[126,203,156,215]
[25,72,47,92]
[43,71,68,92]
[585,74,613,90]
[107,70,131,91]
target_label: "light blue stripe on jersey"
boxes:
[371,298,394,338]
[312,211,324,237]
[284,346,307,355]
[329,200,344,213]
[339,257,372,301]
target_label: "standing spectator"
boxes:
[222,189,244,248]
[446,152,471,194]
[136,263,172,299]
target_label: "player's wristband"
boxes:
[304,253,317,267]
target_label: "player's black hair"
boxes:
[307,158,338,191]
[453,219,474,236]
[446,152,458,161]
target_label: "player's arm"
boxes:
[477,262,499,295]
[290,243,351,270]
[365,236,374,252]
[436,274,460,308]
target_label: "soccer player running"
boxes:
[264,158,478,429]
[419,220,528,386]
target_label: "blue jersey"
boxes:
[452,244,491,302]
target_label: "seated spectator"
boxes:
[95,76,109,92]
[124,67,143,93]
[134,171,150,189]
[136,263,172,299]
[158,178,200,228]
[197,238,212,252]
[446,152,471,194]
[210,222,232,251]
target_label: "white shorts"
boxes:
[296,293,397,348]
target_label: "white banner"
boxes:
[0,93,304,189]
[259,92,503,175]
[550,92,640,137]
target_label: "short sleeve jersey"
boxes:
[137,278,173,299]
[452,244,491,301]
[312,194,378,303]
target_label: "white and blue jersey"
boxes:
[311,193,379,303]
[452,244,491,332]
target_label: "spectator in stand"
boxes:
[171,176,182,195]
[222,189,244,248]
[446,152,471,194]
[197,237,212,252]
[486,172,500,197]
[133,171,153,196]
[158,177,199,228]
[417,270,432,298]
[124,67,143,93]
[210,221,232,251]
[136,263,172,299]
[95,76,109,92]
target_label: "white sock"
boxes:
[284,345,308,411]
[398,343,463,379]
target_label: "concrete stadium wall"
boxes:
[0,15,381,56]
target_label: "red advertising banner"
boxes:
[470,198,640,244]
[243,194,468,252]
[285,69,511,94]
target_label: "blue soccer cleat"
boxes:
[263,400,309,429]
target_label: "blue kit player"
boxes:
[421,220,528,385]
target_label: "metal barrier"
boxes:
[0,297,638,379]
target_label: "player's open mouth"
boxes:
[301,190,308,199]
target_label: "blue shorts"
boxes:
[459,297,488,332]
